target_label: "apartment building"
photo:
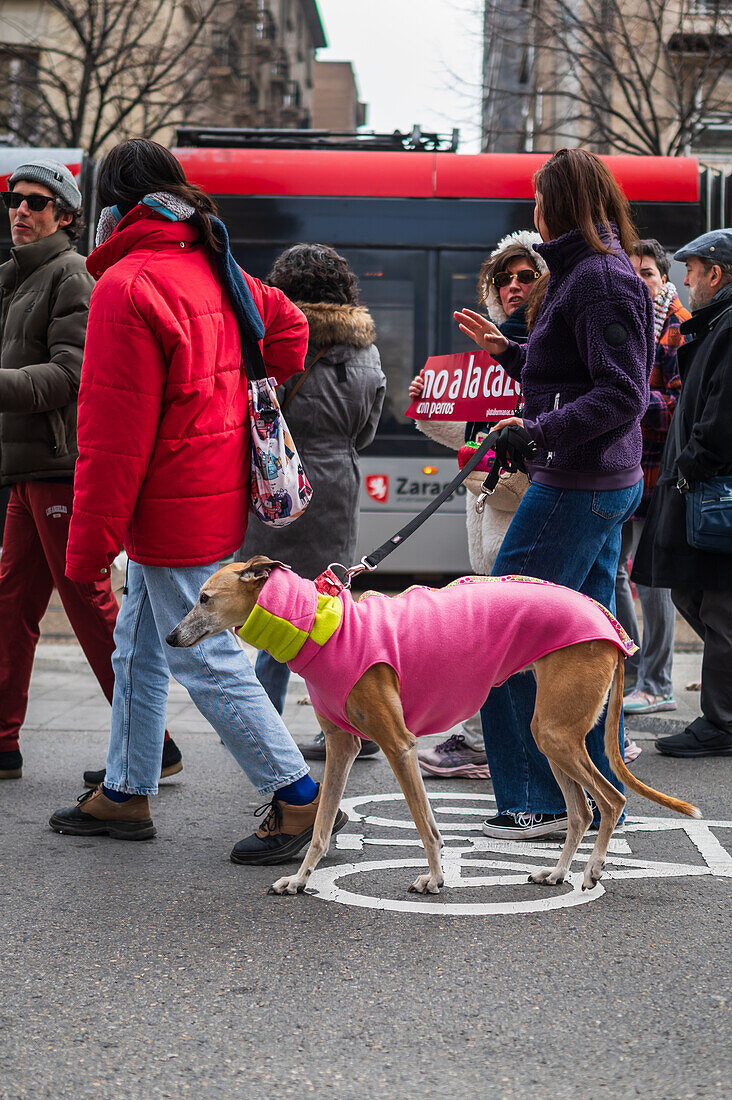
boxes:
[481,0,732,165]
[0,0,327,153]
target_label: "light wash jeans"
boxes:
[255,650,290,714]
[615,518,675,697]
[480,479,643,815]
[104,560,309,796]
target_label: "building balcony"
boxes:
[255,9,276,57]
[270,49,290,83]
[668,0,732,48]
[236,0,259,19]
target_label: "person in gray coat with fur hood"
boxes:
[240,244,385,755]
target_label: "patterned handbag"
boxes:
[242,333,313,527]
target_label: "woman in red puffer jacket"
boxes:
[66,181,306,577]
[52,140,328,868]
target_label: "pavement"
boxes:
[1,595,730,1099]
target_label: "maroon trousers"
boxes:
[0,481,119,752]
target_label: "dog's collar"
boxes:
[237,591,342,663]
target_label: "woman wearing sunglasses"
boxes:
[408,231,547,780]
[455,148,653,840]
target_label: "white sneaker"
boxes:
[481,811,569,840]
[623,690,677,714]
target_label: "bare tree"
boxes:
[0,0,257,155]
[482,0,732,155]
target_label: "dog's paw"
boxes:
[268,876,306,896]
[407,873,444,895]
[528,867,566,886]
[582,860,604,891]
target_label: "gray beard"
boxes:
[688,285,710,312]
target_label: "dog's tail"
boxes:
[605,652,701,819]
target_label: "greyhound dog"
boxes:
[167,557,700,898]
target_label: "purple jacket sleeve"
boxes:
[523,296,651,452]
[493,340,526,382]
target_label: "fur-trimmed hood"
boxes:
[480,230,548,325]
[297,302,376,349]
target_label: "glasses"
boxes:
[492,269,540,288]
[1,191,58,212]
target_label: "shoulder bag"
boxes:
[683,476,732,553]
[242,332,313,527]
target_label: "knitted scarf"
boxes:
[94,191,265,341]
[652,281,678,342]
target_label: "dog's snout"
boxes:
[166,628,180,647]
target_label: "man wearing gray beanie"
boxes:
[0,159,181,782]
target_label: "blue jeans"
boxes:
[480,479,643,815]
[255,650,291,714]
[104,560,309,796]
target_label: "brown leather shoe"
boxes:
[230,783,348,865]
[49,786,156,840]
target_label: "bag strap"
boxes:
[281,347,329,412]
[241,329,268,381]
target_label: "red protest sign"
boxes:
[404,351,521,422]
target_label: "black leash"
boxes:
[345,429,502,579]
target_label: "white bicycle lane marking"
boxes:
[306,792,732,916]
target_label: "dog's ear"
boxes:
[236,556,289,583]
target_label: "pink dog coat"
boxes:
[238,571,636,739]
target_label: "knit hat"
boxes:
[9,159,82,211]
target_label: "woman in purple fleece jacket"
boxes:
[456,148,654,840]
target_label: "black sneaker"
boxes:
[83,737,183,789]
[655,717,732,758]
[0,749,22,780]
[299,731,380,761]
[481,811,569,840]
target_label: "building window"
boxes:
[0,47,40,143]
[282,79,301,109]
[210,28,241,77]
[694,1,732,11]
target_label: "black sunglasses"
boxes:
[1,191,58,212]
[492,269,540,288]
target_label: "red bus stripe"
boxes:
[173,148,700,203]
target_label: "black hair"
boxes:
[96,138,219,250]
[629,238,669,279]
[266,243,359,305]
[55,200,84,243]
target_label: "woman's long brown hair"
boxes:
[527,149,640,323]
[533,148,639,256]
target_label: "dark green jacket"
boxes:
[0,230,93,485]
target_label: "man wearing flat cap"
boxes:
[0,159,120,780]
[633,228,732,759]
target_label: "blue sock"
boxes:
[275,773,317,805]
[103,785,132,802]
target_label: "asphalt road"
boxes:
[1,644,730,1100]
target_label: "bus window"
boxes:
[438,250,492,354]
[332,249,431,455]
